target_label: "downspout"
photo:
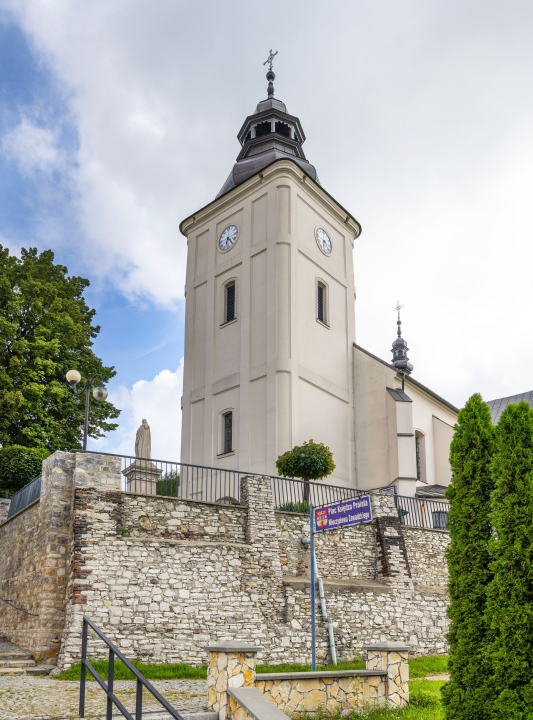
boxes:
[302,538,337,664]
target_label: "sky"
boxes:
[1,0,532,461]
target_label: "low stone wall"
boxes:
[208,638,408,719]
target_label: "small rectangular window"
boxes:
[226,283,235,323]
[223,412,233,454]
[317,285,324,322]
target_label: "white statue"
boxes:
[135,419,151,458]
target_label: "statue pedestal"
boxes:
[122,460,161,495]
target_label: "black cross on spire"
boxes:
[263,49,278,72]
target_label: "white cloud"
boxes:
[90,359,184,463]
[3,0,533,409]
[2,118,62,175]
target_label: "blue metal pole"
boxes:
[310,502,316,671]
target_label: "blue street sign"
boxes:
[314,496,372,532]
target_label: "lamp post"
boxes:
[66,370,108,451]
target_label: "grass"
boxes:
[54,656,365,681]
[408,655,448,679]
[54,655,448,685]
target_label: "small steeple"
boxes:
[216,51,320,199]
[391,301,413,376]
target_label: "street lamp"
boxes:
[66,370,108,451]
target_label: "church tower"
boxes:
[179,60,361,490]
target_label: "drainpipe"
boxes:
[302,538,337,665]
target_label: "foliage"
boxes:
[276,439,335,482]
[277,500,310,513]
[441,393,495,720]
[0,445,50,492]
[0,245,120,450]
[484,401,533,719]
[156,471,180,497]
[408,655,448,679]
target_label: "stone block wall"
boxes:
[0,498,10,524]
[0,452,75,661]
[402,527,449,587]
[1,451,451,667]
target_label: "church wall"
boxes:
[353,347,396,490]
[406,383,457,489]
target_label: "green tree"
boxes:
[0,245,120,450]
[442,393,495,720]
[0,445,51,493]
[484,401,533,719]
[276,439,335,503]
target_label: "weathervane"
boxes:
[264,49,278,98]
[263,49,278,72]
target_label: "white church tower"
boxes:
[179,59,361,488]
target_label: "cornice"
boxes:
[179,158,362,239]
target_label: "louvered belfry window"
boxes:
[224,412,233,454]
[226,282,236,323]
[317,284,325,323]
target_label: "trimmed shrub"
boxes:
[484,401,533,718]
[276,439,335,502]
[442,393,495,720]
[0,445,50,493]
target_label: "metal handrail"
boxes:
[80,615,185,720]
[6,475,42,519]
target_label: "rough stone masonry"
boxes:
[0,452,450,669]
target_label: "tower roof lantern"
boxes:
[391,301,414,376]
[216,51,319,199]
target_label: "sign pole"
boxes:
[310,502,316,671]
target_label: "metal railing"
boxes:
[76,450,371,509]
[71,450,449,530]
[395,493,449,530]
[80,615,185,720]
[271,475,368,512]
[6,475,42,519]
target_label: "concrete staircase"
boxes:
[0,634,50,676]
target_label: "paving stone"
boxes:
[0,677,208,719]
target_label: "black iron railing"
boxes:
[76,450,372,509]
[70,451,450,530]
[395,493,449,530]
[6,475,41,519]
[80,615,185,720]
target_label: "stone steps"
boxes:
[0,646,51,675]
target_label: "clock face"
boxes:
[219,225,238,252]
[316,227,332,255]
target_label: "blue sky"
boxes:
[1,0,533,460]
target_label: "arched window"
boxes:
[415,430,427,484]
[317,280,329,326]
[221,411,233,455]
[224,281,236,324]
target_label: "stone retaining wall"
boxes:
[0,452,75,662]
[0,451,451,667]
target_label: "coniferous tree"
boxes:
[484,401,533,719]
[442,393,495,720]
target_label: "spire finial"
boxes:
[263,49,278,98]
[394,300,404,337]
[391,300,413,382]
